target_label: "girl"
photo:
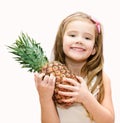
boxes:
[34,12,114,123]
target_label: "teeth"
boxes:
[72,47,84,52]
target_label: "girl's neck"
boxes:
[65,58,86,76]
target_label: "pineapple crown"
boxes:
[8,32,49,72]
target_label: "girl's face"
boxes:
[63,20,96,63]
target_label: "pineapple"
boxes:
[8,32,78,107]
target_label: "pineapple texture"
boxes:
[41,61,78,107]
[8,32,78,107]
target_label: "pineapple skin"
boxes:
[41,61,78,107]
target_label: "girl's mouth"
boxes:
[71,47,85,52]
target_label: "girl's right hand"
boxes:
[34,72,56,101]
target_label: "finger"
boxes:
[34,72,45,81]
[34,72,37,82]
[43,75,49,84]
[34,72,40,83]
[63,77,79,86]
[34,73,45,86]
[76,76,85,83]
[58,91,77,97]
[58,84,76,91]
[49,74,56,86]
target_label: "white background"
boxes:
[0,0,120,123]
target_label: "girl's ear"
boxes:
[91,47,96,55]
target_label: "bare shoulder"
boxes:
[102,71,112,97]
[103,71,111,85]
[102,71,114,115]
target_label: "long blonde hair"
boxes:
[53,12,104,103]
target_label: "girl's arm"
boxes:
[81,72,114,123]
[34,73,60,123]
[40,98,59,123]
[58,72,114,123]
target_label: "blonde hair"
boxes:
[53,12,104,103]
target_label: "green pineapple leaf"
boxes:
[7,32,49,72]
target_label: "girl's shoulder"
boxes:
[102,71,111,87]
[102,71,113,105]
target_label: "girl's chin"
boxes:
[68,56,86,62]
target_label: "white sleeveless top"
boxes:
[57,76,99,123]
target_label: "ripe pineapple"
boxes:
[8,32,78,107]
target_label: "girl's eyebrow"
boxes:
[84,33,94,38]
[66,30,79,33]
[67,30,94,37]
[84,32,93,36]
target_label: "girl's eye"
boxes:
[85,37,91,40]
[69,34,76,37]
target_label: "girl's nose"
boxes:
[75,37,83,44]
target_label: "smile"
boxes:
[71,47,85,52]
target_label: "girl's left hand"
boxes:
[58,76,90,104]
